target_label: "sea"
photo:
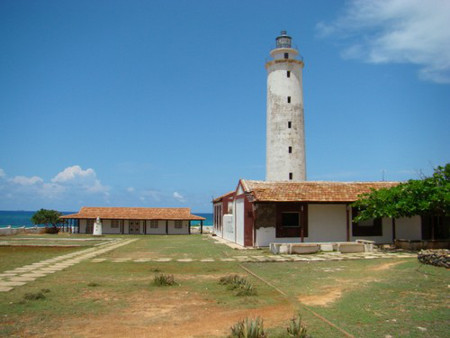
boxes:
[0,210,213,228]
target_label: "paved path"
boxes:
[0,239,137,292]
[90,251,416,264]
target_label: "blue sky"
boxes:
[1,0,449,212]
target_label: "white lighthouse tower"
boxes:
[266,31,306,181]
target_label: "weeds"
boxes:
[228,313,309,338]
[219,274,241,285]
[153,274,176,286]
[229,317,266,338]
[87,282,100,287]
[219,275,257,296]
[286,313,309,337]
[23,290,47,301]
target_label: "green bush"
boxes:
[229,317,266,338]
[153,274,176,286]
[286,313,309,337]
[87,282,100,287]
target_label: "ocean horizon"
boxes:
[0,210,213,228]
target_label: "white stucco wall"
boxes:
[145,220,166,234]
[235,199,245,246]
[308,204,348,242]
[255,204,347,247]
[77,219,190,235]
[223,214,235,242]
[168,221,189,235]
[101,220,121,234]
[395,216,422,240]
[255,227,276,247]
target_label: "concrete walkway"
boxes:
[89,251,416,264]
[0,239,137,292]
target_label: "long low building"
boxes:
[61,207,205,235]
[212,179,448,247]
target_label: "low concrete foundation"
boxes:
[338,243,365,253]
[270,241,373,254]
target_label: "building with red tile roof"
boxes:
[61,207,205,235]
[213,179,426,247]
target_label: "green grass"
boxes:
[95,234,273,259]
[0,234,448,337]
[96,234,231,259]
[0,233,113,246]
[246,259,450,337]
[0,243,283,336]
[0,246,84,271]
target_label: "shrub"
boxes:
[43,226,60,234]
[235,282,257,297]
[219,275,257,296]
[23,291,46,301]
[87,282,100,287]
[153,274,176,286]
[229,317,266,338]
[219,274,241,286]
[286,313,309,337]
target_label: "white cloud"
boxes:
[52,165,95,183]
[173,191,186,203]
[0,165,110,209]
[316,0,450,83]
[0,168,5,179]
[51,165,108,194]
[10,176,43,185]
[127,187,135,193]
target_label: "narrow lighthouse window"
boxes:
[284,53,289,59]
[288,146,292,153]
[287,96,291,103]
[287,71,290,78]
[289,173,293,180]
[288,121,292,128]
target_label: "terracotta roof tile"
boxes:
[212,191,235,203]
[61,207,205,220]
[242,180,399,203]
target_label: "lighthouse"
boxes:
[266,31,306,181]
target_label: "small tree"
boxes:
[31,209,63,233]
[353,164,450,239]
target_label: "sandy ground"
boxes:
[27,289,294,337]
